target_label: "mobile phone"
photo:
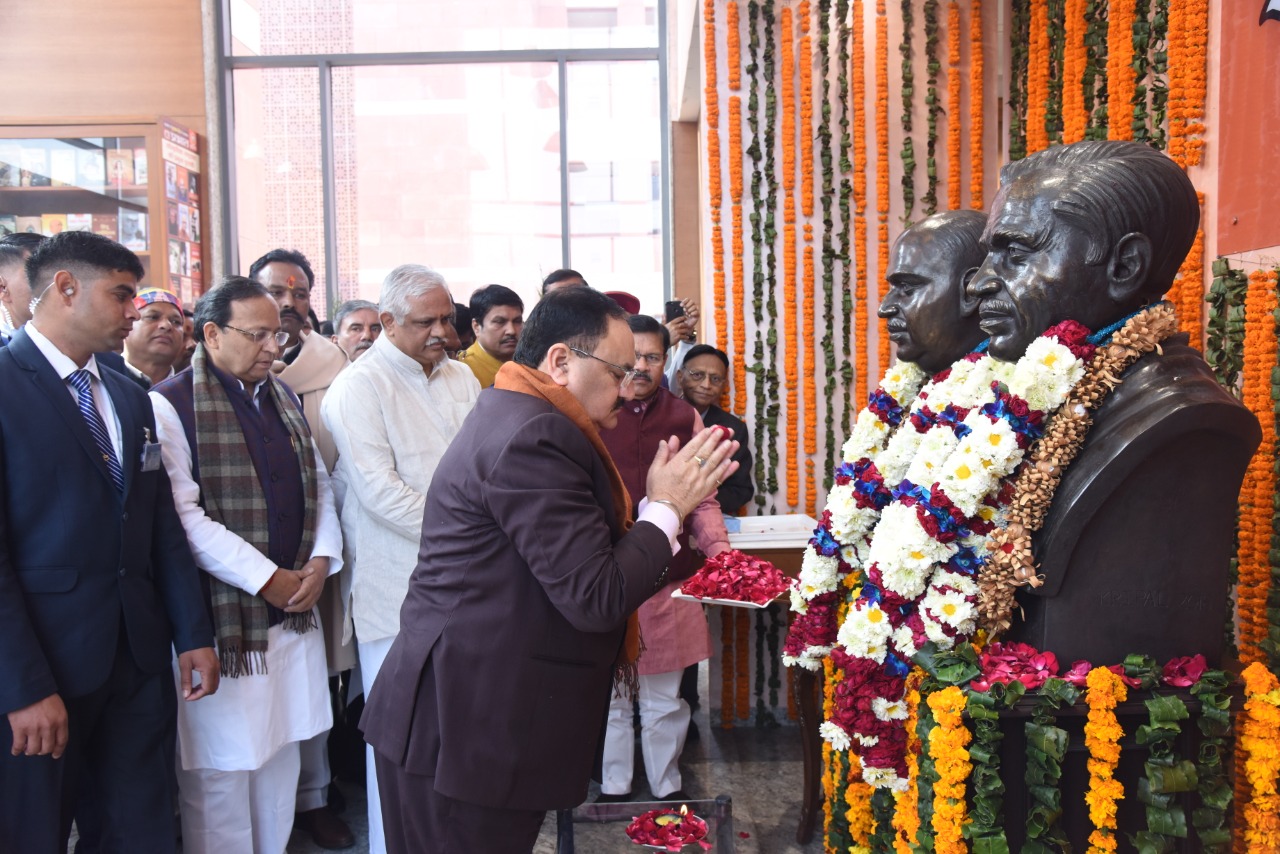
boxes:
[664,300,686,322]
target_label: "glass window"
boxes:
[230,67,332,316]
[229,0,659,57]
[565,61,662,312]
[334,63,562,306]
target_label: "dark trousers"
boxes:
[0,631,177,854]
[374,750,544,854]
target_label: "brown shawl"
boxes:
[493,361,644,693]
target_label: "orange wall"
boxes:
[0,0,206,134]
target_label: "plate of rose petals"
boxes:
[673,549,791,608]
[625,805,712,851]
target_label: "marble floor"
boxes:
[285,698,825,854]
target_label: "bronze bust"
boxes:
[968,140,1260,666]
[878,209,989,373]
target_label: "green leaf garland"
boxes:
[1046,0,1066,145]
[838,0,854,442]
[748,0,769,515]
[818,0,837,489]
[1189,668,1232,851]
[1131,0,1153,144]
[1008,0,1031,161]
[922,0,940,216]
[964,682,1023,853]
[1150,0,1169,149]
[1083,0,1110,139]
[1022,677,1078,853]
[899,0,916,225]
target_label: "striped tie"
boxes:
[68,369,124,493]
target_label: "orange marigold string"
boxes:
[968,0,984,208]
[1236,269,1278,664]
[1062,0,1088,143]
[891,670,925,852]
[1167,0,1208,169]
[729,95,748,413]
[1105,0,1136,141]
[1084,666,1128,853]
[781,4,799,509]
[946,1,962,211]
[800,2,816,513]
[852,0,870,405]
[875,0,892,375]
[727,1,742,91]
[1239,662,1280,852]
[927,686,972,854]
[1026,0,1050,153]
[705,0,727,360]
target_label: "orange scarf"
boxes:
[494,361,644,690]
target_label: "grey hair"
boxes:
[332,298,379,331]
[380,264,449,323]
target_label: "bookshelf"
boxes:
[0,120,205,305]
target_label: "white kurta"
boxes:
[151,389,344,772]
[320,338,480,644]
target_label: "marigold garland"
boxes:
[1167,0,1208,169]
[851,0,869,405]
[799,1,817,514]
[1236,270,1279,663]
[727,1,742,91]
[781,4,799,509]
[968,0,984,208]
[926,687,971,853]
[1062,0,1088,143]
[874,1,890,378]
[1026,0,1050,152]
[945,2,962,211]
[1083,666,1128,853]
[1239,661,1280,852]
[704,0,726,363]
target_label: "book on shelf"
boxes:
[50,149,76,187]
[0,142,19,186]
[66,214,93,232]
[168,239,185,276]
[0,216,15,237]
[175,166,189,203]
[20,147,50,187]
[14,216,41,235]
[133,148,148,185]
[188,243,202,283]
[41,214,68,235]
[92,214,118,238]
[119,207,147,252]
[106,149,134,187]
[77,149,106,193]
[178,204,190,241]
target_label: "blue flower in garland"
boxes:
[866,388,906,427]
[947,546,985,576]
[811,524,842,557]
[884,652,911,678]
[937,404,972,439]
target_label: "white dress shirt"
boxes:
[321,336,480,644]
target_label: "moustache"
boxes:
[632,370,652,383]
[354,340,373,350]
[280,308,303,321]
[886,319,909,332]
[426,336,448,347]
[500,335,518,345]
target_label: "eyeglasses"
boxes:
[569,346,638,389]
[683,369,726,386]
[224,325,290,347]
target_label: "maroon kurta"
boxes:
[603,388,728,675]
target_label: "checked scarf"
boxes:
[192,345,318,677]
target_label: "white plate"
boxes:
[671,589,774,609]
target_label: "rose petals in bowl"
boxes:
[679,549,791,605]
[625,807,712,851]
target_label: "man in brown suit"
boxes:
[360,287,739,853]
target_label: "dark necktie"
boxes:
[68,369,124,492]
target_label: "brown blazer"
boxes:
[361,389,674,811]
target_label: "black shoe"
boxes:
[686,720,700,742]
[595,791,633,804]
[657,789,691,803]
[294,806,355,850]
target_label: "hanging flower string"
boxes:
[1008,0,1031,160]
[820,0,839,485]
[837,0,855,445]
[799,0,818,514]
[704,0,726,363]
[1062,0,1088,143]
[1236,270,1278,663]
[1239,661,1280,851]
[1173,192,1206,341]
[899,0,917,221]
[891,672,924,851]
[927,687,971,854]
[728,1,747,414]
[922,0,941,213]
[780,3,799,509]
[1167,0,1208,169]
[875,0,891,377]
[945,1,962,211]
[852,0,870,405]
[1084,666,1128,852]
[968,0,984,208]
[1026,0,1050,152]
[726,0,742,91]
